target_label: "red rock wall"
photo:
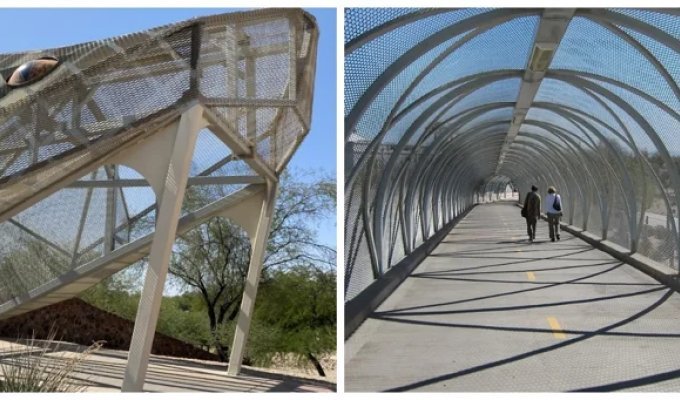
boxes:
[0,298,219,361]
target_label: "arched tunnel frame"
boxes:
[344,8,680,309]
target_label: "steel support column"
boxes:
[121,104,204,392]
[227,180,278,375]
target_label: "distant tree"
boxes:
[168,170,335,361]
[155,294,213,349]
[80,282,139,321]
[251,265,336,376]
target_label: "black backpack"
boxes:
[553,194,562,212]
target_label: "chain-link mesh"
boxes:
[0,8,318,314]
[345,8,680,303]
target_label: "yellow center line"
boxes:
[526,271,536,281]
[547,317,566,339]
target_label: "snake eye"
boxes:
[6,56,59,88]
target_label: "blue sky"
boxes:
[0,8,337,247]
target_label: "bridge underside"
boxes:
[347,202,680,392]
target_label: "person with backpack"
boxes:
[522,185,541,243]
[545,186,563,242]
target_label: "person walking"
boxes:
[545,186,563,242]
[522,185,541,243]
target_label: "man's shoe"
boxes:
[556,235,560,241]
[551,237,555,242]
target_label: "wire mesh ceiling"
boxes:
[345,8,680,301]
[0,8,318,316]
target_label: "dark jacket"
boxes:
[524,191,541,219]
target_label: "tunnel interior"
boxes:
[344,8,680,301]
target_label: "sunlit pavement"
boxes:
[0,341,335,393]
[346,202,680,392]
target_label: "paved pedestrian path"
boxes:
[346,202,680,392]
[0,340,335,392]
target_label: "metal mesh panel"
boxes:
[583,83,660,152]
[405,111,449,147]
[413,211,423,248]
[552,16,679,111]
[0,8,318,314]
[607,174,633,249]
[351,35,466,142]
[208,158,257,177]
[524,109,583,137]
[344,175,370,300]
[404,16,538,105]
[594,79,679,153]
[345,9,489,115]
[588,195,604,239]
[438,78,522,122]
[344,8,419,44]
[0,223,71,301]
[534,78,622,135]
[273,107,306,170]
[0,9,316,217]
[612,9,680,40]
[571,193,585,228]
[383,88,452,144]
[617,26,680,90]
[390,212,406,268]
[458,108,513,133]
[345,229,374,301]
[191,128,234,173]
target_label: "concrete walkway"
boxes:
[346,202,680,392]
[0,341,335,393]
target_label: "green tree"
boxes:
[168,170,335,361]
[80,282,139,320]
[156,294,213,349]
[251,265,336,376]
